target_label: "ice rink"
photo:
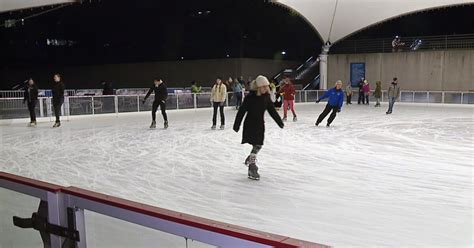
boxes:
[1,102,473,247]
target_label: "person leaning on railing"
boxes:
[23,78,38,127]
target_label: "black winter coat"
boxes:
[233,92,284,145]
[52,81,65,104]
[145,83,168,102]
[24,84,38,103]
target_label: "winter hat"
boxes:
[255,75,270,88]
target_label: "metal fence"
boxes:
[0,90,472,120]
[331,34,474,54]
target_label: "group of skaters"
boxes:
[345,77,401,113]
[20,73,400,180]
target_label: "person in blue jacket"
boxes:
[315,80,344,127]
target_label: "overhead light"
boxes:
[198,11,203,15]
[226,54,230,58]
[180,57,184,60]
[281,51,286,55]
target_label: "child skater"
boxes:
[233,75,284,180]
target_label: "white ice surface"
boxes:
[1,103,473,247]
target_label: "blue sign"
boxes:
[350,63,365,87]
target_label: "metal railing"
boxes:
[331,34,474,54]
[0,172,327,248]
[0,90,472,120]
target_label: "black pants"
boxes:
[212,102,225,126]
[27,101,37,122]
[53,99,63,123]
[346,95,352,104]
[316,104,338,125]
[235,92,242,109]
[152,100,167,122]
[358,92,365,104]
[365,95,369,104]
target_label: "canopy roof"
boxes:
[276,0,474,43]
[0,0,75,13]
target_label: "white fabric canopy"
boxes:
[0,0,75,13]
[276,0,474,43]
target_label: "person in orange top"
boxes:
[278,76,297,121]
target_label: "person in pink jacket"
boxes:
[278,76,297,121]
[362,80,371,105]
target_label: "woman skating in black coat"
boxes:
[233,75,284,180]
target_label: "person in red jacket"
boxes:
[278,76,297,121]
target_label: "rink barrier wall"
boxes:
[0,90,473,120]
[0,172,329,248]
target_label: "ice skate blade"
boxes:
[248,176,260,181]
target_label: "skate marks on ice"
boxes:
[0,104,473,247]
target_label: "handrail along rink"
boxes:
[0,172,330,248]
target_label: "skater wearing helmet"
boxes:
[233,75,284,180]
[315,80,344,127]
[278,76,297,121]
[143,78,169,129]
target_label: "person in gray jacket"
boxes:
[386,77,401,114]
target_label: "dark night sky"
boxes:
[0,1,473,67]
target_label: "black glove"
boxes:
[233,126,239,132]
[279,123,284,129]
[142,100,146,105]
[337,108,341,112]
[316,99,320,103]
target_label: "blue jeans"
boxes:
[388,97,396,113]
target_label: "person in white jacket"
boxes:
[211,77,227,129]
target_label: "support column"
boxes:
[319,54,328,90]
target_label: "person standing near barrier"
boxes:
[278,76,297,122]
[233,75,284,180]
[386,78,401,115]
[345,83,352,105]
[191,81,201,94]
[52,74,65,128]
[211,77,227,130]
[357,78,365,104]
[143,78,168,129]
[363,80,371,105]
[374,81,382,107]
[232,78,243,110]
[315,80,344,127]
[23,78,38,127]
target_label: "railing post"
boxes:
[460,92,464,104]
[412,91,415,102]
[426,92,429,103]
[193,94,197,109]
[442,92,445,104]
[304,91,308,103]
[39,98,44,117]
[226,93,229,107]
[114,95,119,116]
[91,97,95,115]
[176,94,179,110]
[137,95,140,112]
